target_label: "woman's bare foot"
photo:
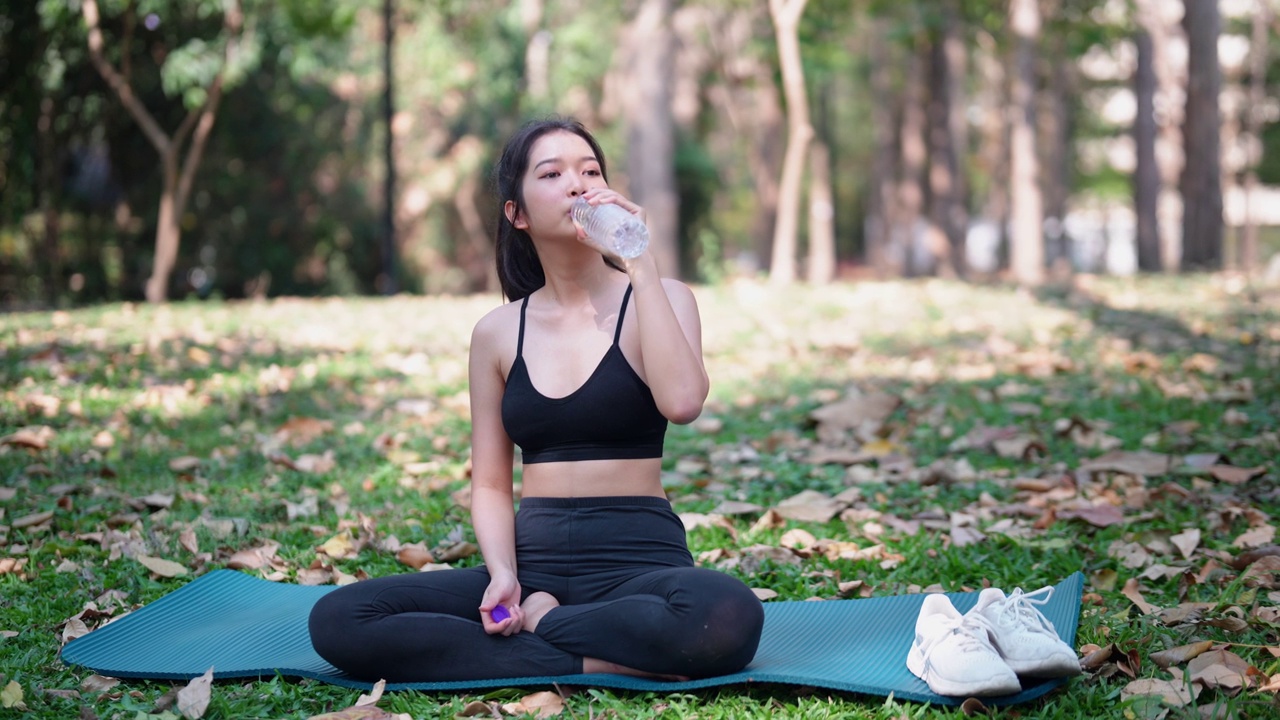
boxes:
[520,592,560,633]
[583,657,690,682]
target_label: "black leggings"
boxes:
[308,496,764,683]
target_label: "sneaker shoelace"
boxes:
[992,586,1059,637]
[924,611,1002,656]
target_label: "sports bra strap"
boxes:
[517,295,529,357]
[613,286,633,346]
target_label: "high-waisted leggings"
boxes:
[308,496,765,683]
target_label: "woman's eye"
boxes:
[585,169,601,176]
[541,171,559,179]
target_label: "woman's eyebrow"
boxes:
[533,155,597,170]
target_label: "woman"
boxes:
[308,118,763,683]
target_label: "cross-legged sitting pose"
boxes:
[308,117,764,683]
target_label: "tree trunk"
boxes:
[454,171,498,292]
[1009,0,1044,286]
[767,0,811,285]
[926,4,964,278]
[625,0,680,277]
[806,139,835,283]
[381,0,398,295]
[899,36,928,277]
[1134,28,1162,271]
[521,0,549,101]
[1136,0,1184,271]
[975,30,1010,273]
[865,21,900,278]
[39,95,62,306]
[748,58,784,272]
[1180,0,1223,271]
[1241,0,1271,276]
[1041,23,1073,273]
[82,0,242,303]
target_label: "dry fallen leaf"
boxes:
[1,680,24,710]
[79,675,120,694]
[0,426,56,451]
[355,679,385,707]
[177,667,214,719]
[1233,525,1276,549]
[455,700,501,717]
[136,555,188,578]
[395,543,435,570]
[226,542,280,570]
[276,417,334,446]
[1208,465,1267,485]
[168,456,202,472]
[773,490,847,523]
[12,510,54,529]
[1081,450,1174,477]
[1150,640,1215,669]
[1121,578,1161,615]
[1120,676,1199,706]
[1059,503,1126,528]
[513,690,566,718]
[1170,529,1201,560]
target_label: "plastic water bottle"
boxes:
[571,198,649,259]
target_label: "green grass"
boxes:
[2,276,1278,718]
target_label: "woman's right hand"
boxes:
[479,573,523,636]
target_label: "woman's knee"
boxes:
[677,574,764,674]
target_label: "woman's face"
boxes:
[508,130,607,240]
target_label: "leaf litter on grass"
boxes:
[2,277,1279,718]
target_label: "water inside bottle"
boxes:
[571,198,649,259]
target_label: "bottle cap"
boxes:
[490,605,510,623]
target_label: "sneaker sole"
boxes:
[906,642,1022,697]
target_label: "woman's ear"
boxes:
[504,200,528,230]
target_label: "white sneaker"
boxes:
[967,586,1081,678]
[906,593,1022,697]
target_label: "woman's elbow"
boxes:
[660,393,707,425]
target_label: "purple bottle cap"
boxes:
[491,605,510,623]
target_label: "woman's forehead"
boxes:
[528,131,597,166]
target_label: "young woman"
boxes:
[308,118,763,683]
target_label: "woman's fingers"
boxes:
[582,189,645,221]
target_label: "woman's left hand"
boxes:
[572,189,649,266]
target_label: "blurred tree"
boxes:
[80,0,247,302]
[1134,6,1162,272]
[1240,0,1272,275]
[623,0,680,277]
[767,0,810,285]
[1180,0,1223,270]
[924,0,965,278]
[1009,0,1044,285]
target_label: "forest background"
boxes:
[3,0,1280,308]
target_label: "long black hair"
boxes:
[493,117,609,301]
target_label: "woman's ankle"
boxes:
[520,591,560,633]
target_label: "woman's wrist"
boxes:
[623,252,661,287]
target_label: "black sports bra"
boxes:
[501,286,667,464]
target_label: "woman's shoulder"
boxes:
[470,298,522,351]
[655,278,699,310]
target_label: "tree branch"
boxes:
[175,0,244,213]
[82,0,170,154]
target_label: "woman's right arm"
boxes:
[467,311,523,634]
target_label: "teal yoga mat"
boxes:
[61,569,1084,706]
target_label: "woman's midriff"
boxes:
[520,457,666,499]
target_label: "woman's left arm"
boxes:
[625,255,709,424]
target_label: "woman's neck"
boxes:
[536,248,622,307]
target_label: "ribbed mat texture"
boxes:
[61,570,1084,706]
